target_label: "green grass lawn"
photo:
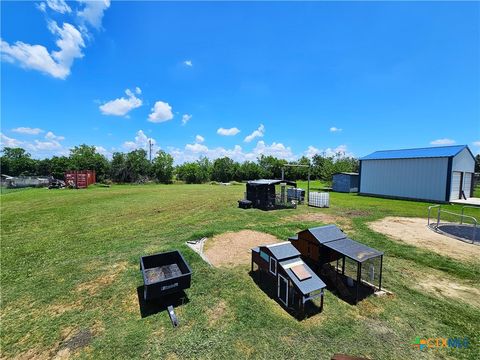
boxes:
[1,184,479,359]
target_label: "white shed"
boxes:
[359,145,475,203]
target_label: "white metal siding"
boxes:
[450,172,461,200]
[360,157,449,202]
[463,173,472,198]
[452,148,475,173]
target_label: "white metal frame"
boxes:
[269,257,277,275]
[277,273,289,306]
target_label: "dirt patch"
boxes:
[368,217,480,261]
[13,327,96,360]
[47,302,83,316]
[76,261,128,295]
[337,209,372,217]
[206,300,228,326]
[204,230,280,267]
[415,274,480,308]
[286,211,353,231]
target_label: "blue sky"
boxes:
[1,1,479,162]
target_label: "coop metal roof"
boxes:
[247,179,297,186]
[295,225,383,263]
[280,258,326,295]
[303,225,348,244]
[360,145,469,160]
[323,238,383,262]
[266,242,300,260]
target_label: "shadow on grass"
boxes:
[249,271,323,321]
[136,286,189,319]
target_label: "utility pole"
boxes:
[148,139,153,163]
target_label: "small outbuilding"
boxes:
[332,172,359,193]
[359,145,475,202]
[244,179,297,210]
[289,225,383,304]
[251,242,326,317]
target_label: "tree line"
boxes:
[0,144,360,184]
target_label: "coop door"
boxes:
[277,274,288,306]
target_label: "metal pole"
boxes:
[307,166,311,206]
[281,167,285,181]
[378,255,383,291]
[356,262,361,304]
[148,139,153,163]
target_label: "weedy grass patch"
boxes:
[1,184,479,359]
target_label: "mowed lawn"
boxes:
[1,184,479,359]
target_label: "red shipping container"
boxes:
[64,170,96,188]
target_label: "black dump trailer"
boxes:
[140,250,192,326]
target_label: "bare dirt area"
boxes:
[75,261,128,295]
[368,217,480,261]
[415,274,480,308]
[204,230,280,267]
[286,211,353,231]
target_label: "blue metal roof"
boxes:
[302,225,347,244]
[267,242,300,260]
[280,258,326,295]
[361,145,468,160]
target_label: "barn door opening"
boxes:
[463,173,472,199]
[277,274,288,306]
[451,172,461,200]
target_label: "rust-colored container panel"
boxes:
[64,170,96,189]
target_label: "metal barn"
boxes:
[332,172,359,193]
[359,145,475,203]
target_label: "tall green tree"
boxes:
[0,147,37,176]
[257,155,287,179]
[151,150,174,183]
[69,144,110,181]
[125,149,150,182]
[211,157,239,182]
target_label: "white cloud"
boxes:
[135,86,142,95]
[95,145,111,158]
[244,124,265,143]
[183,60,192,67]
[181,114,192,125]
[1,133,24,148]
[148,101,174,123]
[11,127,44,135]
[31,139,62,151]
[169,140,296,164]
[77,0,111,30]
[123,130,158,153]
[45,0,72,14]
[330,127,342,132]
[473,141,480,147]
[1,21,85,80]
[99,88,143,116]
[253,140,295,160]
[45,131,65,141]
[430,138,455,145]
[304,144,353,158]
[195,135,205,143]
[1,131,68,158]
[36,2,47,12]
[217,127,240,136]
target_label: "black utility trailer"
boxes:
[140,250,192,326]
